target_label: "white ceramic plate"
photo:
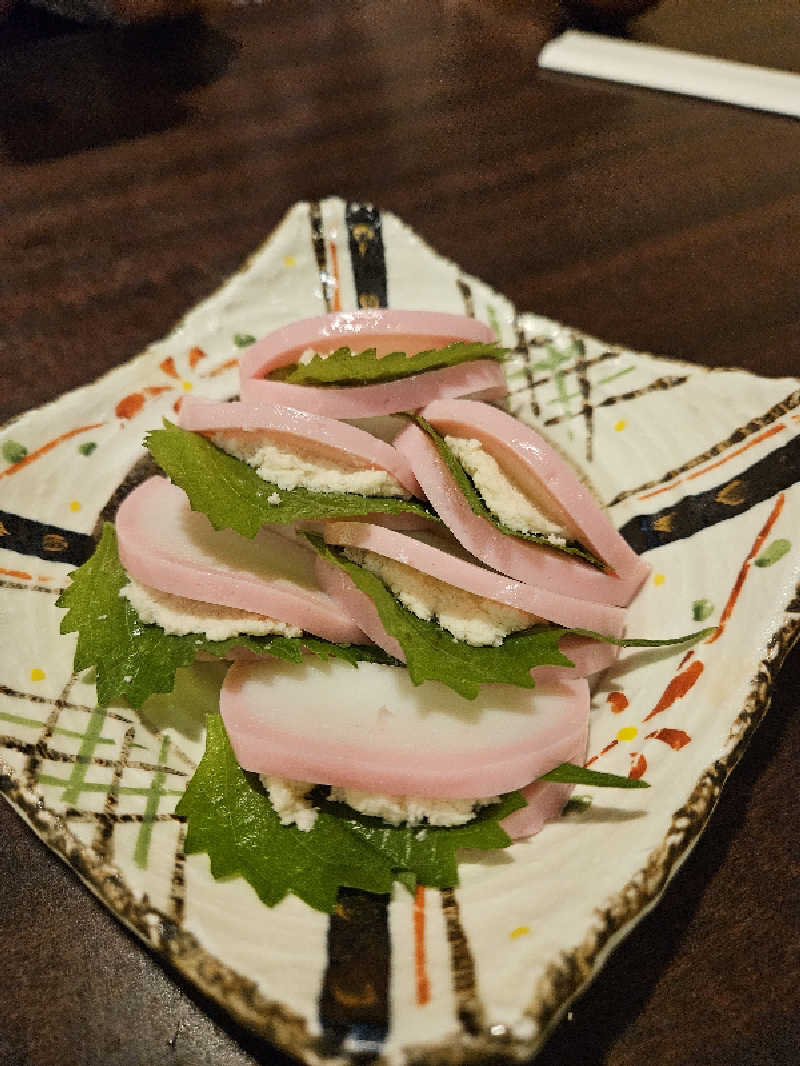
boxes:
[2,198,799,1064]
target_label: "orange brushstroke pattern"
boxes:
[587,491,785,771]
[629,753,648,779]
[607,691,629,714]
[642,659,704,722]
[414,884,430,1006]
[329,240,342,312]
[189,346,207,368]
[116,393,144,419]
[159,356,179,378]
[706,491,785,644]
[0,422,105,479]
[204,358,239,378]
[638,423,786,501]
[686,424,784,481]
[585,737,619,768]
[0,565,32,580]
[116,386,174,419]
[646,727,691,750]
[638,479,683,502]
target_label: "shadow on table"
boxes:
[0,8,236,162]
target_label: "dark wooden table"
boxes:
[1,2,798,1064]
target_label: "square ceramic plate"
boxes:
[2,198,799,1065]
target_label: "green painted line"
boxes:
[57,728,114,744]
[60,707,107,805]
[0,711,46,730]
[38,773,182,798]
[134,734,171,869]
[549,366,635,403]
[597,365,636,387]
[487,305,502,342]
[533,344,577,421]
[0,710,113,744]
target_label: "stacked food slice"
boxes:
[60,310,657,905]
[238,309,508,416]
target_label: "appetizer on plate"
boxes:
[59,309,693,914]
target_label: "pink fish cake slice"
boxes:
[179,397,423,497]
[115,476,366,645]
[394,398,650,606]
[220,656,589,818]
[238,310,507,417]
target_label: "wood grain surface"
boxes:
[1,2,798,1064]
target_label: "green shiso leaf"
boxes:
[325,790,525,893]
[412,415,604,568]
[306,535,714,699]
[146,420,437,538]
[306,535,575,699]
[269,341,507,387]
[540,763,650,789]
[567,626,716,648]
[176,715,524,912]
[56,524,396,708]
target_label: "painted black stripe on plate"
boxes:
[0,452,162,569]
[316,888,391,1057]
[316,204,393,1060]
[309,200,334,313]
[346,202,388,309]
[0,510,95,567]
[619,432,800,554]
[93,452,162,535]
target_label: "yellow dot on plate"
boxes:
[617,726,638,742]
[30,668,45,682]
[653,573,665,586]
[182,380,193,392]
[69,500,81,512]
[614,419,627,432]
[510,926,530,940]
[284,255,297,267]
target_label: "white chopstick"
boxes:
[538,30,800,119]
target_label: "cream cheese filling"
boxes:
[120,579,303,641]
[343,546,539,647]
[260,774,497,832]
[210,429,408,497]
[445,434,569,543]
